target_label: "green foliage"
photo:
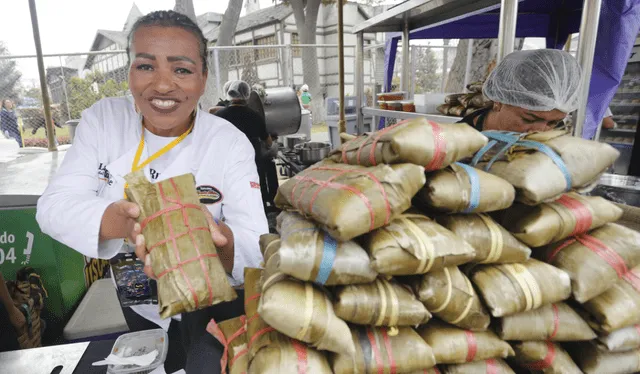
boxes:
[66,71,128,119]
[23,87,43,106]
[0,42,21,102]
[414,48,442,93]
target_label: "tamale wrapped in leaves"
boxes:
[248,334,332,374]
[274,160,426,242]
[597,325,640,352]
[537,223,640,303]
[475,130,619,205]
[275,211,377,285]
[466,82,484,93]
[495,193,623,247]
[511,341,582,374]
[332,326,437,374]
[258,234,288,292]
[470,259,571,317]
[206,316,248,374]
[416,164,515,214]
[124,171,236,318]
[365,213,476,276]
[412,266,490,331]
[469,94,492,109]
[329,117,488,170]
[258,279,354,355]
[244,268,280,359]
[333,278,431,326]
[497,302,595,341]
[442,359,515,374]
[459,93,477,108]
[418,320,513,364]
[582,265,640,332]
[567,342,640,374]
[449,105,466,117]
[437,104,451,115]
[437,215,530,264]
[446,93,465,105]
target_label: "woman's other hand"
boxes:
[99,200,140,242]
[201,206,235,274]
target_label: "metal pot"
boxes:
[589,174,640,207]
[284,134,308,150]
[295,142,331,165]
[247,87,302,136]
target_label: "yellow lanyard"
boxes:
[124,121,194,198]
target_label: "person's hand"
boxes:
[9,305,26,330]
[99,200,140,242]
[200,205,230,248]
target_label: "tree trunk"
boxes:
[201,0,243,110]
[445,38,525,93]
[290,0,326,125]
[174,0,197,23]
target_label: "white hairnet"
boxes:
[301,84,309,92]
[483,49,582,113]
[226,80,251,101]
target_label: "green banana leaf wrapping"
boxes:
[412,266,490,331]
[512,341,582,374]
[329,117,488,169]
[537,223,640,303]
[244,268,280,359]
[495,193,623,248]
[416,164,515,214]
[365,214,476,276]
[418,320,514,365]
[476,131,620,205]
[274,160,426,242]
[437,215,530,264]
[567,342,640,374]
[582,265,640,333]
[206,316,248,374]
[597,326,640,352]
[275,211,377,285]
[248,334,332,374]
[497,302,596,341]
[470,259,571,317]
[331,326,437,374]
[258,278,354,355]
[333,278,431,327]
[124,171,236,318]
[442,359,515,374]
[449,105,466,117]
[258,234,289,292]
[446,93,465,105]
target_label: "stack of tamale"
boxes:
[437,82,493,118]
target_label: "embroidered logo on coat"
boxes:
[98,163,114,186]
[196,185,223,205]
[250,181,260,189]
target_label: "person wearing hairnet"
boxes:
[460,49,582,133]
[215,80,275,208]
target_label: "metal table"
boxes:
[0,342,89,374]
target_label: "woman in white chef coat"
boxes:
[36,10,268,374]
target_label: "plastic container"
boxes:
[377,92,406,101]
[378,101,388,110]
[401,100,416,112]
[107,329,168,374]
[386,101,403,111]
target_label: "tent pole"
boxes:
[573,0,603,139]
[463,40,474,92]
[401,16,410,95]
[28,0,57,152]
[356,32,365,135]
[338,0,346,141]
[497,0,519,63]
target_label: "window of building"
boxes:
[291,33,301,57]
[255,35,277,61]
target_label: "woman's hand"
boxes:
[133,205,235,279]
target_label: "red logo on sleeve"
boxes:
[250,182,260,189]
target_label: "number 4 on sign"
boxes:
[0,247,16,265]
[21,232,34,265]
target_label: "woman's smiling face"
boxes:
[128,25,207,136]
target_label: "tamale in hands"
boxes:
[442,359,515,374]
[567,342,640,374]
[258,279,354,355]
[206,316,248,374]
[124,171,236,318]
[496,193,623,247]
[470,259,571,317]
[248,335,332,374]
[582,265,640,332]
[331,326,437,374]
[537,223,640,303]
[275,211,377,285]
[333,278,431,327]
[329,117,487,170]
[418,320,514,365]
[497,303,595,341]
[512,341,582,374]
[437,214,530,264]
[416,163,515,214]
[412,266,490,331]
[597,325,640,353]
[275,160,426,241]
[365,213,476,276]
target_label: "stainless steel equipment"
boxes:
[590,174,640,207]
[247,87,302,136]
[284,134,308,150]
[295,142,331,165]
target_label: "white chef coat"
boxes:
[36,96,268,330]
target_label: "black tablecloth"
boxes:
[72,339,116,374]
